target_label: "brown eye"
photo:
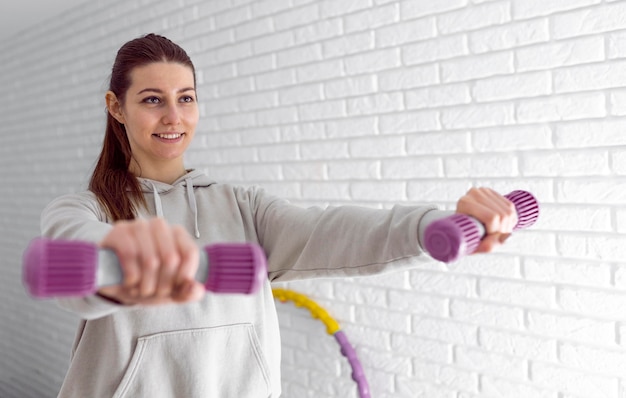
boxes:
[143,96,161,104]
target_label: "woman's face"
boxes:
[108,62,199,177]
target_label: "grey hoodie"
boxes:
[42,170,435,398]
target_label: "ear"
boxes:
[105,91,126,124]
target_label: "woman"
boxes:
[42,34,517,398]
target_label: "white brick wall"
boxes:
[2,0,626,397]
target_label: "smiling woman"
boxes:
[39,33,519,398]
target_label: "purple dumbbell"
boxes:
[422,190,539,263]
[23,238,267,298]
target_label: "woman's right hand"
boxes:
[97,218,205,305]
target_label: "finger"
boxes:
[172,280,205,303]
[135,219,160,297]
[152,218,180,298]
[172,225,200,286]
[481,189,517,233]
[457,188,511,235]
[474,234,502,254]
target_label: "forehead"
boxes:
[128,62,195,91]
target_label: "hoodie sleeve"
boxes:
[246,187,437,282]
[41,192,122,320]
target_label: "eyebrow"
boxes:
[136,87,196,95]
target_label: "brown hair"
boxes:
[89,33,196,221]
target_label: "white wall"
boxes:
[2,0,626,397]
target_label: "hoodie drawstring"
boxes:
[151,183,164,218]
[185,178,201,239]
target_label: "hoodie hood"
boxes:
[136,169,216,239]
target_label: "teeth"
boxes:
[157,133,182,139]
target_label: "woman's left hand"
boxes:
[455,187,518,254]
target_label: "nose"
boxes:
[162,104,181,126]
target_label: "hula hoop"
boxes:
[272,288,371,398]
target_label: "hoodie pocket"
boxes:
[112,324,271,398]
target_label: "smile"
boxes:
[153,133,184,140]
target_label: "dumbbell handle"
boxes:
[418,190,539,263]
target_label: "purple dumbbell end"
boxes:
[23,238,98,298]
[205,243,267,294]
[424,214,482,263]
[504,190,539,231]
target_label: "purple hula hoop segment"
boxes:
[334,331,370,398]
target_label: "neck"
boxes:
[129,159,187,184]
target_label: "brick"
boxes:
[400,0,468,19]
[524,257,612,287]
[555,60,626,93]
[450,299,525,330]
[478,278,555,308]
[472,125,553,152]
[438,1,511,35]
[555,119,626,148]
[516,36,605,72]
[526,310,616,345]
[234,17,274,41]
[295,59,345,83]
[557,233,626,263]
[454,346,527,381]
[413,317,479,346]
[556,179,626,204]
[391,333,452,362]
[480,376,559,398]
[323,31,374,58]
[324,157,378,179]
[325,116,378,138]
[403,35,468,65]
[299,99,346,121]
[472,71,552,102]
[441,51,514,83]
[345,3,399,34]
[530,362,618,398]
[294,18,343,45]
[350,181,407,201]
[388,289,448,316]
[469,19,549,53]
[375,17,436,48]
[608,31,626,59]
[553,2,626,39]
[347,92,404,115]
[381,157,443,179]
[408,131,471,154]
[445,154,518,178]
[559,286,626,319]
[276,43,323,68]
[325,75,378,100]
[516,93,606,123]
[273,3,320,31]
[349,136,406,158]
[442,103,515,129]
[378,64,439,91]
[479,328,557,362]
[252,30,295,55]
[512,0,601,19]
[522,150,610,177]
[344,48,401,75]
[413,362,478,392]
[320,1,375,18]
[406,83,472,110]
[279,83,323,105]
